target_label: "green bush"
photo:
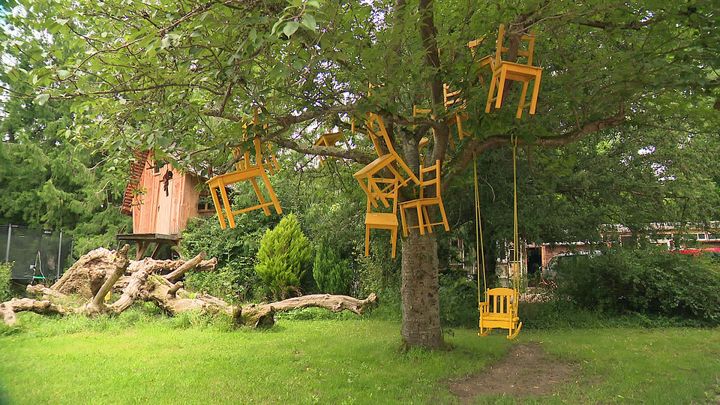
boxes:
[555,247,720,325]
[313,243,352,295]
[255,214,313,300]
[180,215,275,302]
[0,263,12,302]
[439,273,478,328]
[184,261,255,304]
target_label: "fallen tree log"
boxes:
[240,293,378,328]
[126,256,217,276]
[0,298,67,326]
[26,284,67,300]
[50,249,217,299]
[4,247,376,328]
[51,247,122,298]
[81,245,129,316]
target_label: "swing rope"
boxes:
[511,135,520,292]
[473,154,487,305]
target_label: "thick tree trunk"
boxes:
[400,232,444,349]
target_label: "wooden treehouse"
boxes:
[119,151,213,259]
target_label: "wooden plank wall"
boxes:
[132,156,201,235]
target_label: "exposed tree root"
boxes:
[3,246,377,329]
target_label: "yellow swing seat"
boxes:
[478,287,523,340]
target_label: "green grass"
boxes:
[0,311,718,404]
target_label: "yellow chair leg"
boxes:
[218,183,236,229]
[515,81,529,119]
[365,226,371,257]
[507,322,522,340]
[249,178,271,216]
[416,205,425,235]
[422,206,432,234]
[391,227,397,258]
[400,206,409,237]
[495,67,508,109]
[209,186,226,229]
[485,72,498,113]
[261,171,282,215]
[530,76,541,115]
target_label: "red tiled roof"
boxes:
[120,150,150,216]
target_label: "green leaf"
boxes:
[307,0,320,8]
[283,21,300,38]
[57,70,71,80]
[271,18,284,35]
[301,14,317,31]
[34,93,50,106]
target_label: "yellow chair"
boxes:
[354,113,419,208]
[233,142,280,175]
[485,24,543,119]
[479,286,522,339]
[399,160,450,236]
[412,105,432,152]
[443,84,470,140]
[364,178,400,258]
[234,113,281,175]
[263,143,281,174]
[313,132,344,164]
[467,36,494,87]
[207,136,282,229]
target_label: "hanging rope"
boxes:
[511,135,520,292]
[473,154,487,305]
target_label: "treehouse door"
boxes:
[156,168,173,235]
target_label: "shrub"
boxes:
[180,215,274,302]
[439,273,478,328]
[313,243,352,295]
[555,247,720,325]
[0,263,12,302]
[184,261,256,304]
[255,214,313,300]
[355,244,400,295]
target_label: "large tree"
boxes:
[2,0,718,348]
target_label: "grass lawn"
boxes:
[0,312,718,404]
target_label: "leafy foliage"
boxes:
[313,243,352,295]
[0,263,12,302]
[555,247,720,325]
[438,273,478,328]
[255,213,313,300]
[180,215,275,302]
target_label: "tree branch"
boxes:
[417,0,450,163]
[446,108,627,183]
[575,16,664,30]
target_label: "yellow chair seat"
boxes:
[354,155,398,178]
[365,212,398,228]
[206,167,264,187]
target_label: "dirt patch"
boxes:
[447,342,578,402]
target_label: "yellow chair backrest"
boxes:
[443,84,463,109]
[366,178,399,215]
[419,160,442,200]
[232,137,264,172]
[366,113,399,157]
[484,287,518,316]
[494,24,537,66]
